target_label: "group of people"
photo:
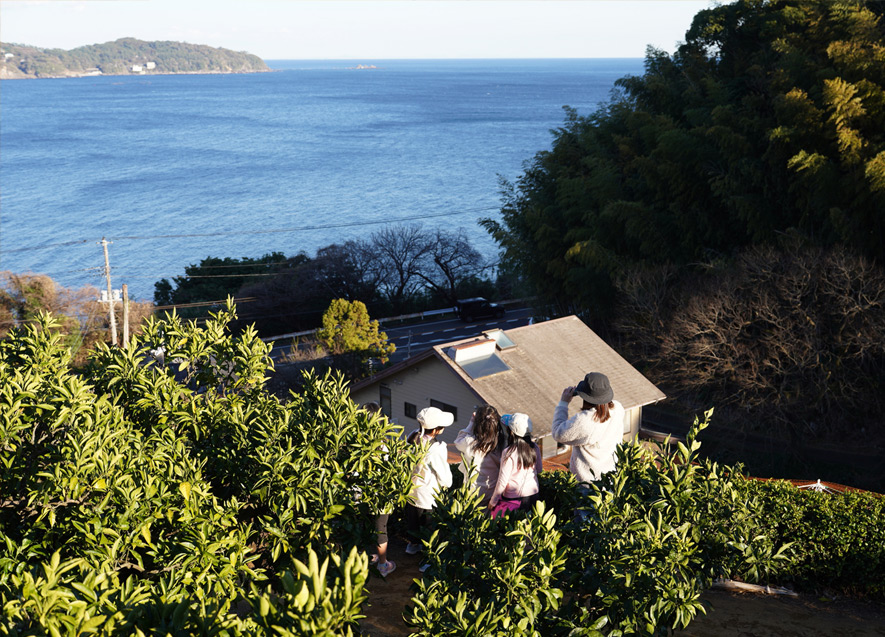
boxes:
[370,371,624,577]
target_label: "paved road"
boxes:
[269,306,534,364]
[383,307,534,364]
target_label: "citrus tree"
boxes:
[407,412,795,636]
[0,303,418,634]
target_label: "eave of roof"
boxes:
[349,347,437,393]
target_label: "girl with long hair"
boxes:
[489,413,542,514]
[453,404,506,504]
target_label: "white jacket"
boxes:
[552,400,625,484]
[409,436,453,509]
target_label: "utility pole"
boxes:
[100,237,117,346]
[122,284,130,347]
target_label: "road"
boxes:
[382,307,534,364]
[268,306,535,364]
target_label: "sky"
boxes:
[0,0,719,60]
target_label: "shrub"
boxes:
[0,306,418,633]
[740,479,885,598]
[554,413,793,635]
[406,412,794,637]
[405,480,567,636]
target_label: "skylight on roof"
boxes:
[458,353,511,380]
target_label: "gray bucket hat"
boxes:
[575,372,613,404]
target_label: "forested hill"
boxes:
[0,38,269,79]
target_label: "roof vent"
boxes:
[484,329,516,351]
[446,337,496,364]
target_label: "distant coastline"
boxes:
[0,38,270,80]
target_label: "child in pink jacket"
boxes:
[489,413,542,514]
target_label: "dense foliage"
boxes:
[317,299,395,378]
[407,414,795,636]
[153,252,298,318]
[741,479,885,598]
[1,309,882,633]
[0,305,418,634]
[0,38,268,79]
[484,0,885,315]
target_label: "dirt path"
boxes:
[359,539,885,636]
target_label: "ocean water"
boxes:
[0,58,643,301]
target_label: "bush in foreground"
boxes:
[0,306,417,634]
[407,414,793,636]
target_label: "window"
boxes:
[404,402,417,419]
[379,386,392,418]
[430,399,457,422]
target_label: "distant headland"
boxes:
[0,38,270,80]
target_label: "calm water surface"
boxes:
[0,59,643,300]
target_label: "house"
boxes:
[131,64,144,73]
[349,316,666,457]
[146,62,156,70]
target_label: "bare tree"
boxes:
[416,228,487,306]
[613,246,885,442]
[370,224,434,314]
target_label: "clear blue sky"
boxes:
[1,1,718,59]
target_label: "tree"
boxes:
[154,252,298,318]
[370,224,434,314]
[416,228,488,306]
[484,0,885,318]
[0,271,151,365]
[0,305,418,634]
[613,244,885,462]
[235,242,381,336]
[317,299,395,378]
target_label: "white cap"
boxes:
[504,413,532,438]
[417,406,455,429]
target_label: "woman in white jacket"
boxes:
[552,372,625,487]
[405,407,454,555]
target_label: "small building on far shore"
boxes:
[349,315,666,457]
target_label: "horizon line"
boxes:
[261,56,647,61]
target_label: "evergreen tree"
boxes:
[484,0,885,316]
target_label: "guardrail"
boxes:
[259,307,457,344]
[260,298,532,344]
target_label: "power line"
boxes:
[3,207,501,255]
[119,272,289,280]
[111,208,499,241]
[153,297,257,310]
[1,239,93,254]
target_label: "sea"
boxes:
[0,59,644,302]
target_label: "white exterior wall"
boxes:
[350,358,482,445]
[625,407,642,439]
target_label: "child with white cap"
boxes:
[488,413,542,515]
[404,406,454,556]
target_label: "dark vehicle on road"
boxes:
[455,297,505,322]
